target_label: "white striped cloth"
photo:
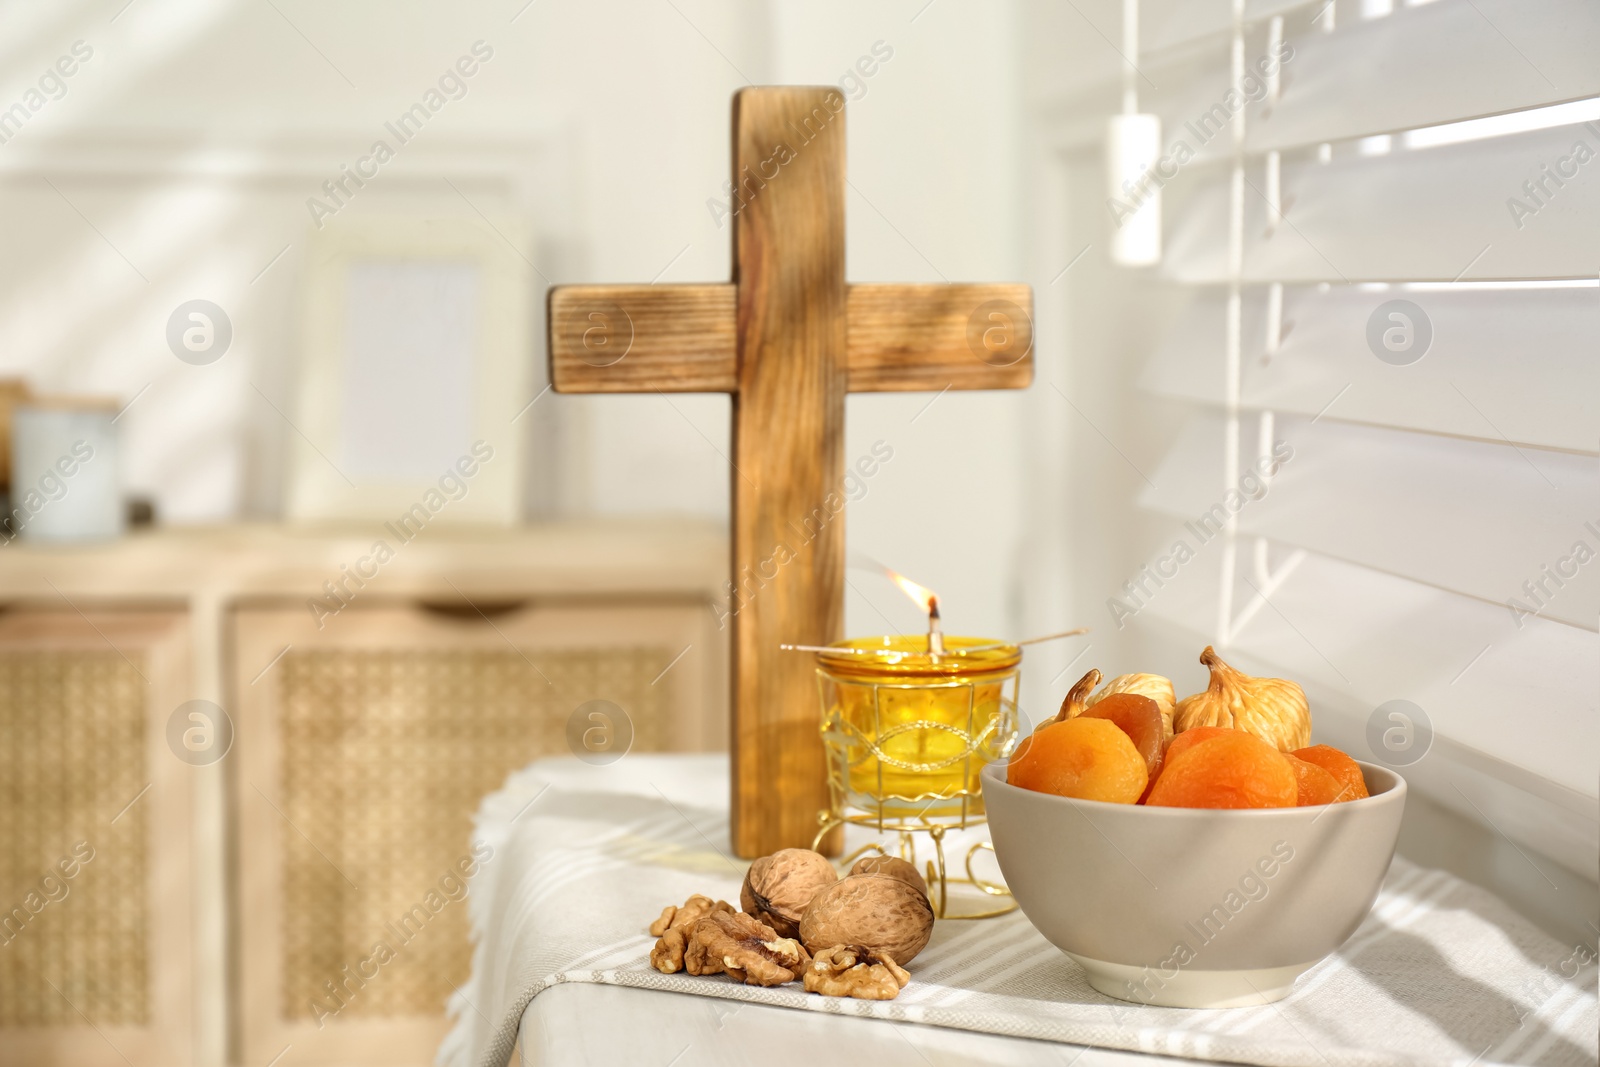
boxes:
[439,755,1598,1067]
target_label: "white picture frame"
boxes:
[287,217,528,524]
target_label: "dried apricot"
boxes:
[1162,726,1235,766]
[1291,745,1369,801]
[1007,717,1148,804]
[1145,732,1296,809]
[1286,755,1344,806]
[1143,727,1235,801]
[1137,775,1158,805]
[1081,692,1163,777]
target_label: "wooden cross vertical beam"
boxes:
[548,86,1033,858]
[730,87,848,858]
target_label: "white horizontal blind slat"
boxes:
[1246,0,1600,153]
[1141,285,1600,453]
[1131,547,1598,873]
[1138,413,1599,629]
[1141,0,1313,58]
[1165,120,1600,282]
[1140,0,1233,57]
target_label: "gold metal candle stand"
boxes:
[811,636,1021,919]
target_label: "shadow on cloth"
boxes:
[1345,918,1594,1067]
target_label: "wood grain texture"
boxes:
[551,281,1034,395]
[730,86,848,857]
[549,283,738,393]
[846,283,1034,392]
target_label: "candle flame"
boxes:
[883,567,939,616]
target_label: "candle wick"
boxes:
[927,596,945,656]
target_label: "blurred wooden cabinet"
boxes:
[0,521,727,1067]
[0,609,195,1067]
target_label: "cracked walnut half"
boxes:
[651,909,812,987]
[802,945,911,1000]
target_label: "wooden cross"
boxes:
[548,86,1033,858]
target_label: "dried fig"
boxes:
[741,848,838,939]
[1047,669,1102,726]
[799,874,934,965]
[1174,646,1310,752]
[849,855,927,897]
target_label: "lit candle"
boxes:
[883,569,945,656]
[780,568,1088,822]
[814,633,1020,821]
[806,569,1019,820]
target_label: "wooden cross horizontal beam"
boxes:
[549,281,1033,395]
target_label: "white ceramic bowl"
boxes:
[981,759,1405,1008]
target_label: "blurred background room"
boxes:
[0,1,1593,1065]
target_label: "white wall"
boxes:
[768,1,1029,643]
[0,0,1031,644]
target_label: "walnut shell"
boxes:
[1174,646,1310,751]
[849,855,927,896]
[741,848,838,939]
[799,874,935,965]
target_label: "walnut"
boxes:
[649,894,733,937]
[676,910,811,987]
[740,848,838,939]
[849,855,927,896]
[804,945,911,1000]
[650,926,690,973]
[648,895,736,975]
[799,874,935,965]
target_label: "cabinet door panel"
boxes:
[0,610,193,1067]
[233,599,722,1067]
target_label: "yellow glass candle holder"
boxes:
[815,635,1022,825]
[812,635,1021,918]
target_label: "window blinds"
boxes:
[1126,0,1598,875]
